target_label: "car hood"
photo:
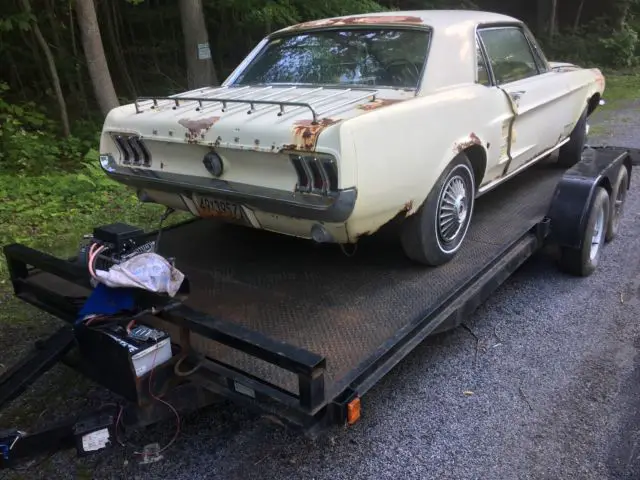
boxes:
[103,85,415,153]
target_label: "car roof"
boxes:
[276,10,521,34]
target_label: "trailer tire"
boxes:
[605,165,629,242]
[557,108,588,168]
[401,153,475,266]
[558,186,609,277]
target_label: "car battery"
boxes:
[74,321,173,401]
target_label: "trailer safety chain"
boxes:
[154,207,175,254]
[339,242,358,257]
[173,354,204,377]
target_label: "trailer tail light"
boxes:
[111,133,152,167]
[347,397,361,425]
[290,154,338,194]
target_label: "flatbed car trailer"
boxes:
[0,146,636,467]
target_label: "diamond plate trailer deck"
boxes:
[0,147,634,465]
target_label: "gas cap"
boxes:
[203,151,223,177]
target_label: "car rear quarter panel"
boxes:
[551,67,605,136]
[343,84,507,238]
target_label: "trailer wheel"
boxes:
[401,153,475,266]
[605,165,629,242]
[557,108,588,168]
[558,186,609,277]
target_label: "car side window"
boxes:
[525,30,550,73]
[476,40,491,86]
[478,27,539,85]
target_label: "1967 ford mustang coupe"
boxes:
[98,10,605,266]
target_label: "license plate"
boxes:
[193,195,245,221]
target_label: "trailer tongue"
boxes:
[0,147,634,468]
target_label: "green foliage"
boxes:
[0,11,34,32]
[0,83,98,174]
[599,24,639,67]
[0,151,189,279]
[292,0,387,21]
[543,22,638,68]
[599,71,640,108]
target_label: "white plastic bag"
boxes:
[95,252,185,297]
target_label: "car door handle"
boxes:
[509,90,526,101]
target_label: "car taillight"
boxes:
[111,133,152,167]
[290,155,338,194]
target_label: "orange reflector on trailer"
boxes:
[347,397,361,425]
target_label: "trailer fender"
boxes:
[547,148,632,249]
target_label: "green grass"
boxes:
[586,70,640,136]
[599,70,640,111]
[0,156,189,280]
[0,152,189,332]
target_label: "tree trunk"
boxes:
[573,0,585,32]
[74,0,119,117]
[46,0,80,101]
[549,0,558,38]
[102,0,137,99]
[179,0,219,89]
[536,0,547,36]
[69,0,90,113]
[612,0,631,29]
[19,0,71,137]
[536,0,558,38]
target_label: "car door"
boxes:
[473,38,515,186]
[477,25,566,174]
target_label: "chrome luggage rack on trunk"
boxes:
[133,85,381,124]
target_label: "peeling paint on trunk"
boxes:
[178,116,221,143]
[290,118,341,151]
[356,98,405,111]
[290,15,423,30]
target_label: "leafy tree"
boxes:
[17,0,70,136]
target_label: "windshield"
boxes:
[233,28,431,89]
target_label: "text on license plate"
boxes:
[194,196,244,220]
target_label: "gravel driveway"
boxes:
[1,104,639,480]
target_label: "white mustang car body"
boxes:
[99,10,605,265]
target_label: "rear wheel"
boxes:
[401,153,475,266]
[558,186,609,277]
[557,108,588,168]
[605,165,629,242]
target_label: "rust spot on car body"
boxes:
[291,118,341,151]
[402,199,414,213]
[178,116,221,143]
[291,15,423,30]
[454,133,482,153]
[357,98,404,111]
